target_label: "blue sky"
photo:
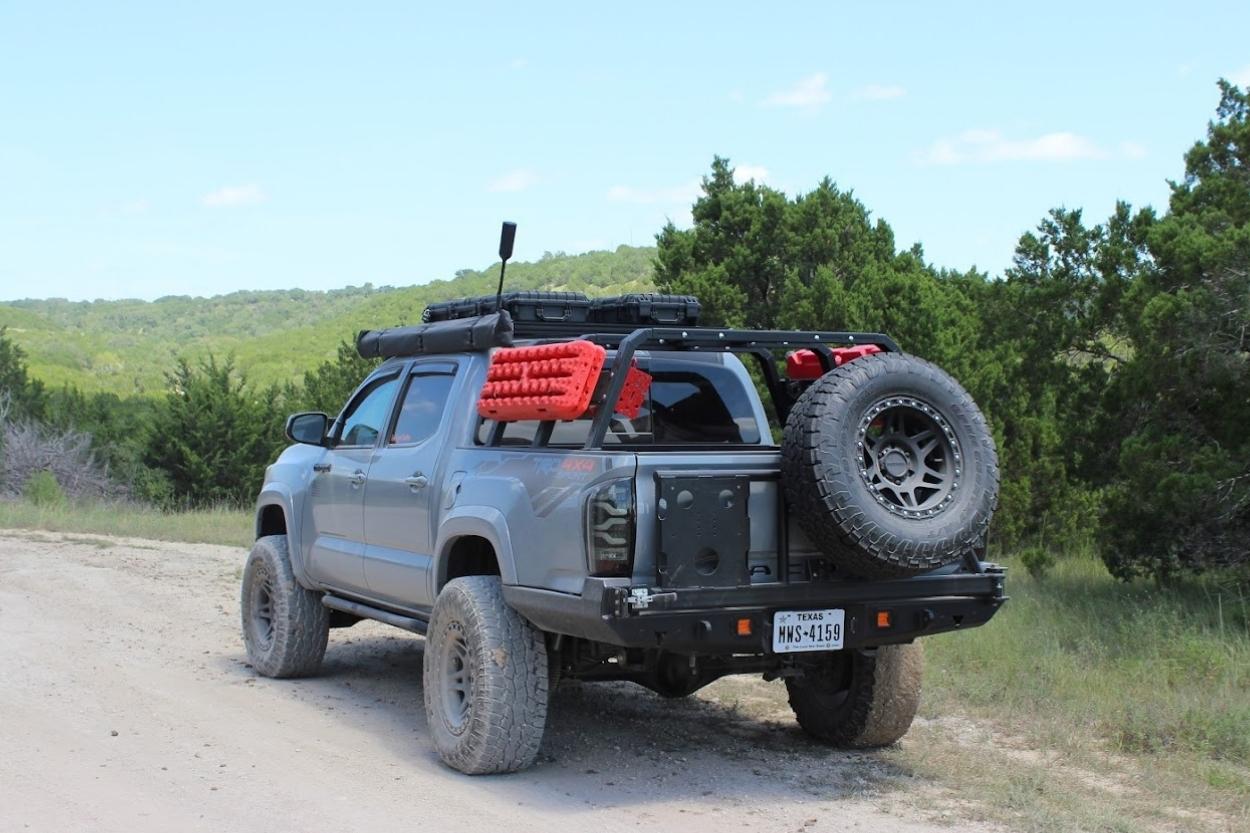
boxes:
[1,1,1247,302]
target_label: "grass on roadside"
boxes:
[0,497,253,548]
[894,551,1250,832]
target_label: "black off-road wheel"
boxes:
[240,535,329,678]
[786,644,923,747]
[782,352,998,578]
[423,576,549,775]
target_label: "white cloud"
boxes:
[1230,64,1250,87]
[733,164,769,183]
[762,72,831,110]
[916,130,1113,165]
[606,181,702,205]
[487,169,540,193]
[119,198,150,215]
[510,57,528,70]
[852,83,906,101]
[202,184,265,207]
[1120,141,1148,160]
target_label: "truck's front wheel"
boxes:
[785,643,922,747]
[423,576,549,774]
[240,535,329,678]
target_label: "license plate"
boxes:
[772,608,845,653]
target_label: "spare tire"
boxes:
[781,352,998,578]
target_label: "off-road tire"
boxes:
[423,576,549,774]
[240,534,329,678]
[782,352,998,578]
[786,643,923,747]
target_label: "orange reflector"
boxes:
[876,610,892,629]
[736,618,752,636]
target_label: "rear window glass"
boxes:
[477,358,764,447]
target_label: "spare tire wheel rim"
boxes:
[440,622,473,734]
[857,396,961,518]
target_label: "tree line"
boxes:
[1,81,1247,583]
[0,335,376,508]
[658,82,1249,582]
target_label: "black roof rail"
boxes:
[508,321,901,354]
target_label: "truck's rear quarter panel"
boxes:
[442,447,636,594]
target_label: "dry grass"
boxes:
[0,498,252,548]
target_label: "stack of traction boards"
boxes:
[478,340,606,421]
[477,340,653,422]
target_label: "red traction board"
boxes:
[614,366,652,419]
[478,340,606,421]
[587,364,653,420]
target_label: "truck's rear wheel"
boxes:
[240,535,329,678]
[785,643,923,747]
[423,576,549,774]
[782,352,998,578]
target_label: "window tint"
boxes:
[338,376,398,447]
[477,357,764,447]
[390,372,455,445]
[650,365,761,444]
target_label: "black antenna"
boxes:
[495,221,517,313]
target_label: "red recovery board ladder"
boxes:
[479,340,607,421]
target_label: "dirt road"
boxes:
[0,530,992,833]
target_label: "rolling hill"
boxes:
[0,246,657,396]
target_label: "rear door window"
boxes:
[388,367,456,446]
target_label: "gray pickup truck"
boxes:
[240,295,1005,774]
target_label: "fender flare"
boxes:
[254,485,312,586]
[432,507,520,594]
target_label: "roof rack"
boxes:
[509,320,899,352]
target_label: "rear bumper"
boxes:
[503,567,1007,655]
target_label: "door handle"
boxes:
[404,472,429,491]
[312,462,331,473]
[350,469,366,488]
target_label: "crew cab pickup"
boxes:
[241,296,1005,774]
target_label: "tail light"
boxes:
[586,478,635,576]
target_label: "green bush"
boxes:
[23,470,65,506]
[1018,546,1056,580]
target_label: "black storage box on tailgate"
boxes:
[422,291,591,324]
[590,293,701,326]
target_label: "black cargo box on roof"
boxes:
[421,291,702,328]
[356,312,513,360]
[422,291,591,324]
[590,293,701,326]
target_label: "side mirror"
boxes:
[285,412,329,446]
